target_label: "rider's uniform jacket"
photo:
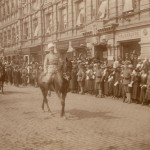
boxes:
[44,53,58,74]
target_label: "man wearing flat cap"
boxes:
[43,42,58,81]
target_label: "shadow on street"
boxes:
[2,91,29,95]
[67,109,119,120]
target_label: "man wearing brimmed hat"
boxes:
[43,42,58,81]
[122,62,133,103]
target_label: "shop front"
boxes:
[94,42,108,61]
[4,49,19,64]
[119,40,141,60]
[30,45,42,64]
[116,30,141,60]
[71,38,87,58]
[93,34,111,62]
[56,40,69,60]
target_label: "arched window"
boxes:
[97,0,107,19]
[123,0,133,13]
[46,13,52,34]
[76,1,85,26]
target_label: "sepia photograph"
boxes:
[0,0,150,149]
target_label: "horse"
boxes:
[0,64,5,94]
[38,59,72,118]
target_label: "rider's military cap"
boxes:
[48,42,54,49]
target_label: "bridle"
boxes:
[0,66,4,78]
[62,61,71,81]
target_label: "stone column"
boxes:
[52,3,57,40]
[140,28,150,59]
[139,43,150,59]
[107,44,114,65]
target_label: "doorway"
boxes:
[120,40,141,60]
[94,44,107,61]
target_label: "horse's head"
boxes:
[0,65,4,79]
[62,58,72,81]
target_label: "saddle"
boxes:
[42,71,57,83]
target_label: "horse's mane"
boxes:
[0,65,5,81]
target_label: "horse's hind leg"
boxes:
[41,88,45,111]
[43,87,52,113]
[61,92,67,118]
[2,86,3,94]
[1,82,4,94]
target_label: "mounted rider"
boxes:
[43,42,58,82]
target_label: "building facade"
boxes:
[0,0,150,64]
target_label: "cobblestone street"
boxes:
[0,85,150,150]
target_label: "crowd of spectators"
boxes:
[1,60,43,87]
[1,52,150,107]
[69,53,150,106]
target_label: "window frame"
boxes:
[59,7,68,31]
[23,22,29,40]
[75,0,85,27]
[33,18,38,37]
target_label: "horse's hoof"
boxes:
[62,116,67,120]
[50,113,55,117]
[48,110,52,114]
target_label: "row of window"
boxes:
[0,18,39,47]
[0,0,17,19]
[0,0,41,20]
[0,0,144,47]
[0,27,19,47]
[45,0,135,32]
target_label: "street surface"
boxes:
[0,85,150,150]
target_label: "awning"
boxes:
[30,45,41,54]
[19,48,30,55]
[56,40,69,51]
[71,38,86,48]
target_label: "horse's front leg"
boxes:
[41,87,52,113]
[2,83,4,94]
[61,92,67,118]
[56,91,66,118]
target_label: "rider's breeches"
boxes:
[43,65,56,82]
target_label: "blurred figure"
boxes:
[131,68,141,104]
[77,64,85,94]
[95,63,103,98]
[145,69,150,106]
[70,65,78,93]
[122,62,132,103]
[140,68,148,105]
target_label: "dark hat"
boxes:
[135,68,140,72]
[72,65,77,69]
[79,63,84,68]
[134,53,138,56]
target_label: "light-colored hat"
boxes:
[128,64,134,69]
[48,42,54,49]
